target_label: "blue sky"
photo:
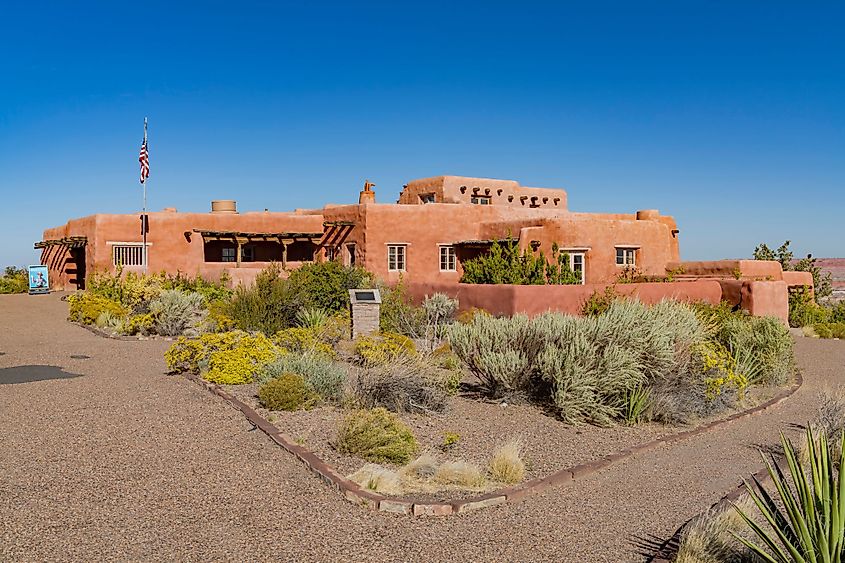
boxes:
[1,1,843,267]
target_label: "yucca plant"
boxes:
[623,385,652,426]
[295,306,330,329]
[733,428,845,562]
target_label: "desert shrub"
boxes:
[580,285,623,317]
[829,302,845,324]
[432,461,486,488]
[448,314,542,399]
[95,310,122,330]
[148,289,207,336]
[813,322,845,339]
[455,307,491,325]
[226,264,301,334]
[353,359,448,414]
[258,351,346,401]
[488,439,526,484]
[348,464,403,495]
[286,261,374,314]
[205,299,236,332]
[295,307,330,329]
[164,331,249,373]
[674,496,755,563]
[0,266,28,294]
[161,271,232,302]
[273,326,335,358]
[718,315,794,386]
[121,313,155,335]
[258,373,317,411]
[337,407,418,464]
[204,333,280,385]
[379,279,426,338]
[401,453,439,480]
[692,341,748,399]
[422,292,458,345]
[87,269,166,310]
[353,332,416,366]
[734,429,845,561]
[789,286,829,328]
[67,293,129,325]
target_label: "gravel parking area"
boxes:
[1,292,841,562]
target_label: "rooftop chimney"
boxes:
[359,180,376,204]
[211,200,238,214]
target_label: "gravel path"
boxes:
[1,292,842,562]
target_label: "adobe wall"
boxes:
[405,280,723,317]
[41,210,324,290]
[398,175,569,210]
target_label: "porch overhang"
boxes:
[34,236,88,250]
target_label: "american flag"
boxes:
[139,118,149,184]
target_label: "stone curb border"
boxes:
[185,370,803,518]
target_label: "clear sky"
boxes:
[1,1,843,267]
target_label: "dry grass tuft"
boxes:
[674,495,755,563]
[433,460,487,489]
[400,452,439,480]
[488,438,526,484]
[348,463,403,495]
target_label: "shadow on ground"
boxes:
[0,365,82,385]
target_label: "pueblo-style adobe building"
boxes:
[38,175,682,290]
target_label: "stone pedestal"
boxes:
[349,289,382,338]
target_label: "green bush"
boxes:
[67,293,129,325]
[718,315,794,386]
[286,261,374,314]
[789,286,829,328]
[148,289,207,336]
[258,351,346,401]
[226,264,302,334]
[813,322,845,339]
[164,331,249,373]
[0,267,28,294]
[379,279,426,337]
[460,238,580,285]
[258,373,317,411]
[337,407,418,464]
[754,240,833,299]
[580,285,623,317]
[353,332,416,366]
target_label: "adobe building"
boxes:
[37,175,682,291]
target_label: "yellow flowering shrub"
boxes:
[203,333,280,385]
[206,300,236,332]
[693,341,748,399]
[164,330,251,373]
[273,327,336,359]
[122,313,155,335]
[67,293,129,325]
[353,332,416,366]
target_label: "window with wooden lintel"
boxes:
[439,245,456,271]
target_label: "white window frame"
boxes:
[109,242,150,267]
[345,243,357,266]
[559,248,588,284]
[439,245,456,272]
[387,244,407,272]
[615,246,638,267]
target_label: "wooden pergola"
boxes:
[192,229,324,267]
[34,236,88,250]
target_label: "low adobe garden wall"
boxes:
[406,279,790,324]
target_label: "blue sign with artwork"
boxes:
[28,265,50,294]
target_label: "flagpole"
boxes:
[142,117,148,273]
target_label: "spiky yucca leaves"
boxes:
[733,429,845,562]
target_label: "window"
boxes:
[222,247,236,262]
[419,193,436,204]
[241,246,255,262]
[560,250,586,284]
[346,244,356,266]
[616,247,637,266]
[470,196,491,205]
[113,244,146,267]
[387,245,406,272]
[439,245,456,271]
